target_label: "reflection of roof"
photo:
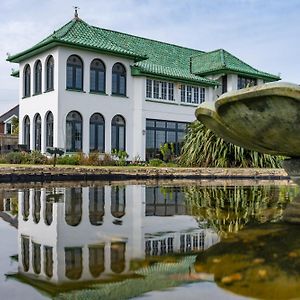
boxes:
[7,256,201,300]
[0,105,19,123]
[7,18,279,85]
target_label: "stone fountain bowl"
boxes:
[195,82,300,157]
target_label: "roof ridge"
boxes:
[220,49,226,68]
[92,25,204,54]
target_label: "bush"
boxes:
[87,151,101,166]
[57,154,81,165]
[99,153,116,166]
[28,150,49,164]
[5,152,26,164]
[148,159,165,167]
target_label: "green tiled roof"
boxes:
[191,49,280,81]
[7,18,279,84]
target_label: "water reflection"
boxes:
[2,183,298,299]
[194,223,300,299]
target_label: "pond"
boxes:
[0,180,299,300]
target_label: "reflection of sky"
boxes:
[1,0,300,114]
[137,282,248,300]
[0,219,47,300]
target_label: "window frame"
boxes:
[46,111,54,148]
[112,63,126,96]
[111,115,126,151]
[23,64,31,98]
[66,55,84,91]
[90,59,106,94]
[145,78,175,101]
[66,111,83,152]
[34,60,42,95]
[89,113,105,152]
[46,56,54,92]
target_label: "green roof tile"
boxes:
[191,49,280,81]
[7,18,279,84]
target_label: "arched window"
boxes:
[45,200,53,226]
[65,188,82,226]
[111,242,126,273]
[111,186,126,219]
[21,236,30,272]
[90,59,105,93]
[33,189,41,224]
[66,55,83,90]
[32,242,41,274]
[112,63,126,95]
[89,187,105,225]
[34,114,41,151]
[89,245,105,277]
[23,115,30,150]
[65,247,83,280]
[34,60,42,94]
[111,115,126,151]
[66,111,82,152]
[23,64,31,97]
[44,246,53,278]
[22,189,30,221]
[90,113,105,152]
[46,56,54,91]
[46,111,54,147]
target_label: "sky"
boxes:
[0,0,299,115]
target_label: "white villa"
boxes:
[8,13,280,160]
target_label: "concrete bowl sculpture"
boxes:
[195,82,300,157]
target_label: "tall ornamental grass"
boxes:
[179,121,283,168]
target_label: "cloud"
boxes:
[0,0,299,114]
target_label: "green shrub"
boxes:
[179,121,283,168]
[57,154,81,165]
[5,152,25,164]
[28,150,49,164]
[87,151,101,166]
[99,153,116,166]
[111,149,129,166]
[148,159,165,167]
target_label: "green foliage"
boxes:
[179,121,283,168]
[148,158,165,167]
[56,154,81,165]
[160,143,175,162]
[4,151,49,164]
[111,149,129,166]
[11,117,19,135]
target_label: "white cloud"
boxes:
[0,0,299,114]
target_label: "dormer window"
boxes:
[23,64,31,97]
[112,63,126,96]
[66,55,83,90]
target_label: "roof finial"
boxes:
[73,6,79,18]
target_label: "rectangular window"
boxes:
[153,80,160,98]
[146,79,152,98]
[146,119,189,160]
[181,85,205,104]
[145,79,175,101]
[180,85,185,102]
[161,82,167,100]
[168,83,174,101]
[187,86,192,103]
[200,87,205,104]
[193,87,199,104]
[237,76,257,89]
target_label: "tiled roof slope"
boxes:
[191,49,280,81]
[7,18,279,84]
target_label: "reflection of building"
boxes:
[0,190,18,228]
[16,185,219,287]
